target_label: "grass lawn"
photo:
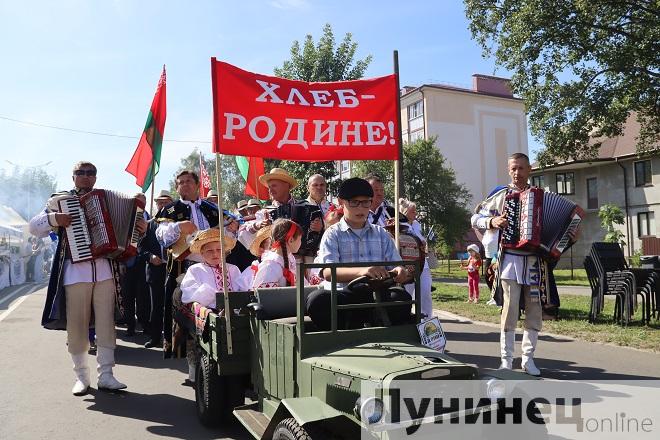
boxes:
[431,261,590,286]
[432,282,660,352]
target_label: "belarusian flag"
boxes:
[126,66,167,192]
[235,156,268,200]
[199,153,212,198]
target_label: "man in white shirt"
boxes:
[366,173,392,226]
[306,174,334,217]
[471,153,545,376]
[30,161,146,395]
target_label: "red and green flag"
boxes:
[235,156,268,200]
[126,66,167,192]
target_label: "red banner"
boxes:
[211,59,400,161]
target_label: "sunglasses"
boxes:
[346,199,372,208]
[74,169,97,177]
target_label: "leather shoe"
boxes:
[144,339,161,349]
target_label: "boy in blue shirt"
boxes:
[307,178,411,330]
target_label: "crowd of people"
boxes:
[30,151,558,396]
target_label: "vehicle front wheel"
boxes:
[195,352,223,427]
[272,418,313,440]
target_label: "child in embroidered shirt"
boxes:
[180,228,247,309]
[240,225,272,289]
[462,244,482,303]
[252,219,303,288]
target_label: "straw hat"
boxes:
[249,225,272,257]
[207,190,218,198]
[154,190,173,201]
[236,200,248,210]
[258,168,297,189]
[246,198,261,208]
[189,228,236,254]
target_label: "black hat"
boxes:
[338,178,374,200]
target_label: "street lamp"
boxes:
[4,160,53,218]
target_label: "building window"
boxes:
[409,130,424,143]
[407,100,424,135]
[556,172,575,195]
[531,175,545,188]
[634,160,652,186]
[408,100,423,119]
[340,160,350,173]
[586,177,598,210]
[638,212,652,237]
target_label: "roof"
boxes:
[533,114,660,171]
[401,83,522,101]
[0,205,27,228]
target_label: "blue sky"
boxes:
[0,0,541,199]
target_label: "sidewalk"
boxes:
[433,277,592,296]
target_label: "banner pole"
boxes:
[393,50,405,249]
[215,153,233,355]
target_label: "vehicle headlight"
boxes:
[354,397,384,424]
[486,378,506,400]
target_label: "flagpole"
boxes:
[252,157,260,202]
[149,165,156,216]
[215,153,233,355]
[393,50,405,250]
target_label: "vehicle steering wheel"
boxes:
[346,273,396,292]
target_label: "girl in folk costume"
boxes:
[462,244,482,303]
[253,219,304,289]
[240,225,272,289]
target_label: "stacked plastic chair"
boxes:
[585,242,657,325]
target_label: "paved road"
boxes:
[1,284,659,440]
[0,284,247,440]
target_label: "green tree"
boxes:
[0,166,57,220]
[598,203,626,245]
[169,150,245,209]
[353,138,472,246]
[272,23,372,198]
[465,0,660,164]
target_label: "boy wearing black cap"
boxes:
[306,177,411,330]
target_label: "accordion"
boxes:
[268,201,323,257]
[58,189,145,263]
[501,187,584,260]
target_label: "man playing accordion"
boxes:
[472,153,555,377]
[29,161,147,395]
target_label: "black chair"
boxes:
[589,242,656,325]
[584,255,628,324]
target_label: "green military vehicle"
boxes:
[190,261,536,439]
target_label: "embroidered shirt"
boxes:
[252,250,302,289]
[180,262,246,308]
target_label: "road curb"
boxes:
[432,308,660,355]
